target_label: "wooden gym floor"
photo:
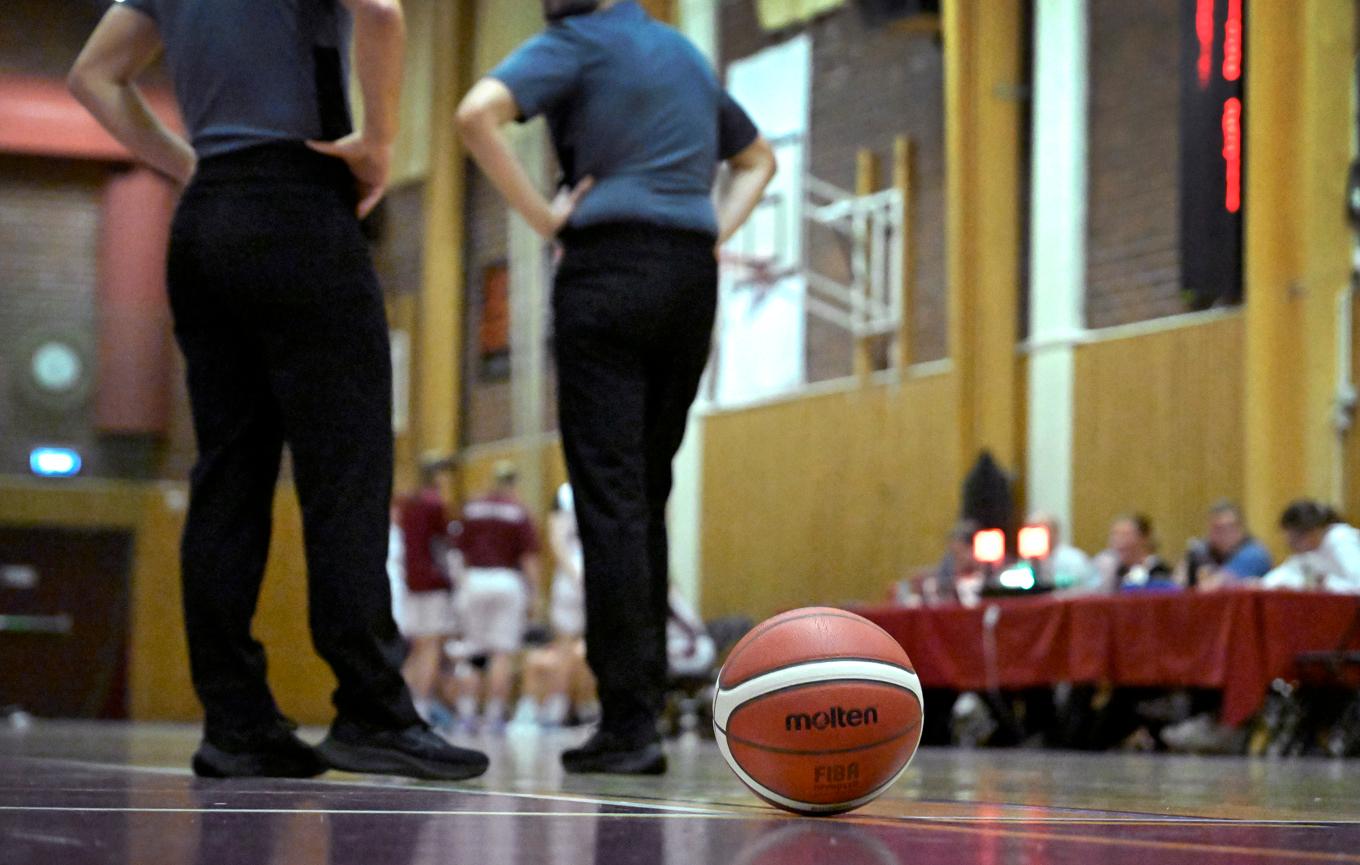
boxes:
[1,721,1357,864]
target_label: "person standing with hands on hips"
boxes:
[457,0,776,774]
[70,0,488,781]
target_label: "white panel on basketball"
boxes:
[712,659,923,730]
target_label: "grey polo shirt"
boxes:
[489,1,760,237]
[115,0,353,158]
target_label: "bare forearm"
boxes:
[350,1,405,144]
[716,161,775,247]
[460,118,555,236]
[70,78,194,184]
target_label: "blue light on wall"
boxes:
[29,448,82,478]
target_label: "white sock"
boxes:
[513,696,538,723]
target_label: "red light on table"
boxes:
[973,529,1006,565]
[1018,525,1052,560]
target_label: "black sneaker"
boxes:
[317,720,489,781]
[192,718,327,779]
[561,729,666,775]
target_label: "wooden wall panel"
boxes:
[1346,298,1360,520]
[1070,313,1245,561]
[700,372,959,620]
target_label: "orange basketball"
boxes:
[712,607,923,816]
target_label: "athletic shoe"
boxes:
[1161,713,1247,755]
[316,719,489,781]
[192,718,327,779]
[561,729,666,775]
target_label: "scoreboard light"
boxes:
[29,447,82,478]
[972,529,1006,566]
[1018,525,1052,560]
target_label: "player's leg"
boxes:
[553,229,670,773]
[481,571,528,730]
[255,169,485,779]
[168,179,320,778]
[640,240,719,684]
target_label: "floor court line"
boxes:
[0,805,754,819]
[0,756,726,814]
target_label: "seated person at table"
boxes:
[919,524,984,603]
[1026,511,1098,591]
[1176,500,1273,590]
[1262,500,1360,594]
[1093,514,1174,591]
[894,519,985,606]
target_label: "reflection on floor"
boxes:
[1,722,1357,865]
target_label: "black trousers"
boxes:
[167,143,418,741]
[553,223,718,734]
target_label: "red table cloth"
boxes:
[856,591,1359,726]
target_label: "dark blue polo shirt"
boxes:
[489,1,759,237]
[115,0,353,158]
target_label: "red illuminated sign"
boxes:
[1196,0,1244,214]
[1222,97,1241,213]
[1222,0,1242,82]
[1196,0,1215,88]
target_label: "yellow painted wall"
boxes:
[0,478,336,725]
[1070,313,1246,560]
[471,0,544,79]
[1346,298,1360,519]
[699,371,960,620]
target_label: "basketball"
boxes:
[712,607,924,816]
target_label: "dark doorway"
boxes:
[0,526,134,718]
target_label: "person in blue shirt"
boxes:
[70,0,487,781]
[1179,500,1273,589]
[457,0,776,774]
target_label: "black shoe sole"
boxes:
[561,742,667,775]
[192,742,327,779]
[317,736,489,782]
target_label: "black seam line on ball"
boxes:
[721,657,917,688]
[722,610,889,675]
[715,717,923,757]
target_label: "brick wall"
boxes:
[1,0,171,86]
[0,156,109,475]
[720,0,949,379]
[460,127,566,448]
[0,2,193,481]
[1084,0,1185,328]
[1,0,103,79]
[461,163,515,446]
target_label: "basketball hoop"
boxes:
[719,252,797,304]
